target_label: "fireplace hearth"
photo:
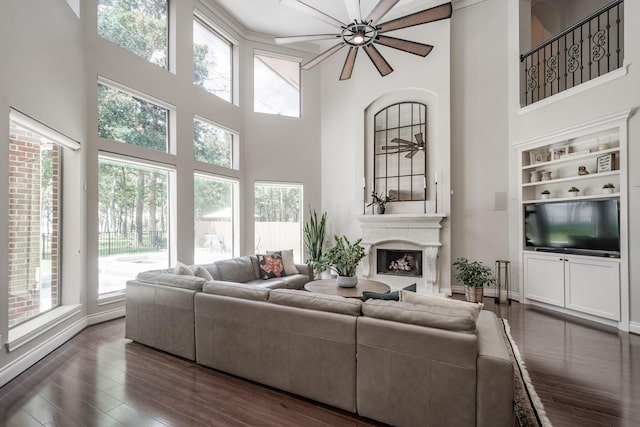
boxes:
[377,249,422,277]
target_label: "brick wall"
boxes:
[8,123,60,328]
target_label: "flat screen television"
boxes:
[524,199,620,257]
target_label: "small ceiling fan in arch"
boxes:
[275,0,453,80]
[382,132,425,158]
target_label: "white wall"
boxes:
[320,2,452,289]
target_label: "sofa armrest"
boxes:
[476,311,514,427]
[295,263,310,278]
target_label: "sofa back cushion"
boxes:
[362,299,476,332]
[399,290,483,322]
[136,270,206,291]
[269,289,362,316]
[214,256,257,283]
[203,281,271,301]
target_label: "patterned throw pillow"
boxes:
[267,249,299,275]
[256,254,287,279]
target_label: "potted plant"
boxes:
[602,183,615,194]
[319,235,366,287]
[568,186,580,197]
[541,189,551,200]
[453,257,495,303]
[303,208,327,280]
[367,191,394,214]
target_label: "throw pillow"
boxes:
[267,249,299,275]
[256,254,287,279]
[399,290,483,321]
[361,283,416,301]
[174,261,194,276]
[192,265,213,281]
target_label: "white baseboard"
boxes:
[630,321,640,335]
[0,316,87,388]
[87,307,125,326]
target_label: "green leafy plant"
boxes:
[568,186,580,192]
[319,235,366,277]
[453,257,495,288]
[303,208,327,279]
[541,189,550,195]
[366,191,394,208]
[603,183,615,189]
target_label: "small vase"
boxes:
[337,275,358,288]
[569,191,579,197]
[541,171,552,181]
[376,206,385,214]
[530,171,541,183]
[541,193,550,200]
[603,188,614,194]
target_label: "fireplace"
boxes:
[377,249,422,277]
[358,213,447,294]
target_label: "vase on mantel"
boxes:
[377,206,385,214]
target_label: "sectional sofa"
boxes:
[125,256,514,427]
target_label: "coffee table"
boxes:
[304,278,390,299]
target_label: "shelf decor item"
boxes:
[597,153,614,173]
[578,166,589,175]
[541,171,552,181]
[568,186,580,197]
[603,183,615,194]
[529,149,549,164]
[552,146,569,160]
[366,191,394,214]
[453,257,495,303]
[530,170,541,183]
[318,235,366,288]
[541,189,551,200]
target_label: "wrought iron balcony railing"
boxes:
[520,0,624,107]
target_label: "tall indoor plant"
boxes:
[303,208,327,279]
[453,257,495,303]
[319,235,366,287]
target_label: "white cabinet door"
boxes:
[524,253,565,307]
[565,257,620,320]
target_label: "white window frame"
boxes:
[253,50,302,118]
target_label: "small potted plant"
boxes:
[319,235,366,287]
[453,257,496,303]
[367,191,394,214]
[541,189,551,200]
[303,208,327,279]
[568,186,580,197]
[602,183,615,194]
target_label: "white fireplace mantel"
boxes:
[357,213,448,294]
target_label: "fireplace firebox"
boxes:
[376,249,422,277]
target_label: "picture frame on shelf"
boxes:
[597,153,614,173]
[529,149,549,164]
[552,146,569,160]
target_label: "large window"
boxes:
[97,0,168,68]
[8,122,61,328]
[194,174,238,263]
[254,52,300,118]
[98,82,169,152]
[254,183,303,261]
[193,16,233,102]
[98,157,171,295]
[194,118,236,169]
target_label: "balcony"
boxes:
[520,0,624,107]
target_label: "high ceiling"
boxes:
[212,0,438,48]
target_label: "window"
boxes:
[193,118,236,169]
[254,183,303,261]
[254,52,300,118]
[193,16,233,102]
[194,174,238,264]
[8,122,61,328]
[98,82,169,152]
[374,102,427,201]
[98,156,171,295]
[97,0,168,68]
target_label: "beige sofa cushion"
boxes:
[399,290,483,322]
[203,281,271,301]
[136,270,206,291]
[269,289,362,316]
[362,299,476,332]
[214,256,257,282]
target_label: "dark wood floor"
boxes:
[1,299,638,427]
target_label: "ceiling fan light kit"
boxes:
[275,0,453,80]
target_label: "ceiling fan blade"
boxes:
[345,0,361,22]
[414,133,424,145]
[375,35,433,57]
[377,2,453,33]
[382,146,413,150]
[302,43,346,70]
[363,44,393,76]
[275,34,340,44]
[405,150,419,158]
[366,0,400,24]
[280,0,346,27]
[340,47,358,80]
[390,138,416,146]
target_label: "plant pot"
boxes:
[464,285,484,303]
[603,188,614,194]
[336,275,358,288]
[569,191,579,197]
[541,193,550,200]
[376,206,385,214]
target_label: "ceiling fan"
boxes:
[382,133,425,158]
[275,0,452,80]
